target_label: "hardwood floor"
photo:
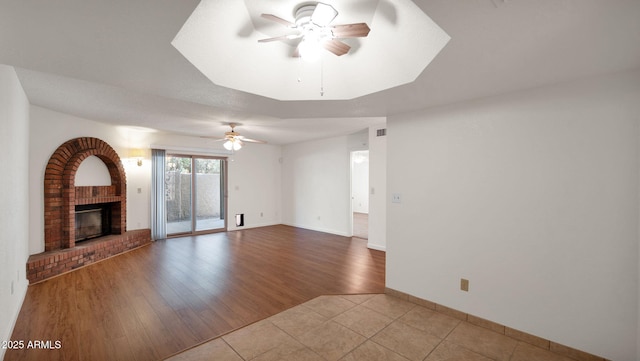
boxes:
[6,225,385,361]
[353,212,368,239]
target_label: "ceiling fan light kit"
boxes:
[298,37,323,61]
[223,139,243,151]
[204,123,266,152]
[259,2,370,60]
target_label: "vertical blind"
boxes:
[151,149,167,240]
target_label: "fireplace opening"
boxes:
[75,204,112,242]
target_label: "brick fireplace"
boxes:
[27,137,151,283]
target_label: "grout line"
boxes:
[422,316,464,360]
[222,338,246,361]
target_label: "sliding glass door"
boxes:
[165,154,226,236]
[194,158,225,231]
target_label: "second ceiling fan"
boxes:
[259,2,371,59]
[203,123,266,151]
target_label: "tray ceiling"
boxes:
[172,0,450,100]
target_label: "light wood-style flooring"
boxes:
[6,225,385,361]
[352,212,368,240]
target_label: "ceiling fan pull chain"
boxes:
[320,57,325,96]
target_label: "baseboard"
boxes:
[281,222,351,237]
[228,221,279,232]
[367,243,386,252]
[384,287,609,361]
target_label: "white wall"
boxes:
[225,143,282,231]
[386,70,640,361]
[0,65,30,360]
[282,136,352,236]
[368,125,387,251]
[75,155,111,186]
[281,126,387,245]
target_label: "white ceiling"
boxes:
[171,0,450,100]
[1,0,639,145]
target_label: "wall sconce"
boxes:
[130,148,145,166]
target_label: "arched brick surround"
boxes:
[27,137,150,283]
[44,137,127,251]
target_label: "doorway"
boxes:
[351,150,369,239]
[165,154,227,236]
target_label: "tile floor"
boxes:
[166,294,580,361]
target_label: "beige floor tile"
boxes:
[399,306,461,338]
[362,294,416,319]
[165,338,243,361]
[511,342,577,361]
[222,320,298,360]
[424,340,492,361]
[445,322,518,361]
[250,338,320,361]
[297,320,366,361]
[333,305,394,337]
[303,295,357,318]
[269,304,328,338]
[339,293,377,304]
[254,346,325,361]
[341,340,411,361]
[371,321,442,361]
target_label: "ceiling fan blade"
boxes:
[258,34,302,43]
[323,39,351,56]
[200,136,226,142]
[258,36,288,43]
[261,13,295,27]
[311,2,338,26]
[240,138,267,144]
[330,23,371,38]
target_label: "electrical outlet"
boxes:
[392,193,402,203]
[460,278,469,292]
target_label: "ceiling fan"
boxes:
[258,2,371,60]
[203,123,267,151]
